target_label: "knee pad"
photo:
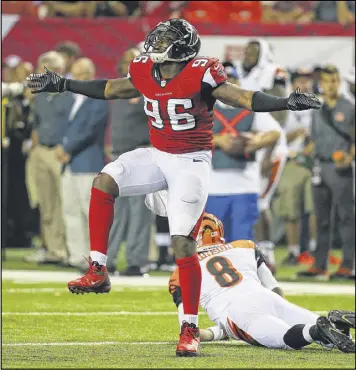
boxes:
[101,162,126,195]
[102,161,125,179]
[180,176,203,204]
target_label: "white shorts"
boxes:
[102,147,212,237]
[259,156,287,211]
[220,288,318,349]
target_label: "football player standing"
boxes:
[27,19,321,357]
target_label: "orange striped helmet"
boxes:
[197,213,225,250]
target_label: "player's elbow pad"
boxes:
[251,91,288,112]
[66,79,108,99]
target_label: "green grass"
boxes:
[2,246,355,368]
[4,342,356,369]
[2,280,355,369]
[2,246,352,283]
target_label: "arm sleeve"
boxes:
[255,245,268,269]
[257,262,280,290]
[62,100,109,155]
[255,245,280,290]
[66,79,108,100]
[251,91,288,112]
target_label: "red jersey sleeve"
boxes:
[127,54,152,89]
[201,60,228,91]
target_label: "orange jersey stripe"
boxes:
[230,240,256,249]
[261,159,281,199]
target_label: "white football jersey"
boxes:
[168,240,279,327]
[236,61,282,92]
[198,240,265,316]
[255,117,288,164]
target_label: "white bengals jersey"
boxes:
[198,240,264,312]
[169,240,273,320]
[256,115,287,209]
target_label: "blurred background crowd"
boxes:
[2,1,355,281]
[2,1,356,25]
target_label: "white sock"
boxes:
[90,251,107,266]
[207,326,224,341]
[302,324,314,343]
[182,314,198,327]
[309,239,316,252]
[178,304,185,329]
[289,245,300,257]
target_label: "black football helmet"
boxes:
[144,19,201,63]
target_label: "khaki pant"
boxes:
[25,148,39,210]
[61,167,95,266]
[34,145,67,260]
[273,160,314,221]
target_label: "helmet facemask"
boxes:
[144,20,201,64]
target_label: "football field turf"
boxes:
[2,275,355,369]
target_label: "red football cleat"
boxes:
[176,321,200,357]
[68,257,111,294]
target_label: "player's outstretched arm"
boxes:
[105,78,141,99]
[212,82,321,112]
[26,67,140,100]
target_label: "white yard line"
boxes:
[2,310,328,316]
[2,311,184,316]
[5,288,69,293]
[4,287,160,293]
[2,270,169,286]
[2,269,355,295]
[4,341,245,347]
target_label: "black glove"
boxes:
[26,66,67,94]
[286,87,321,111]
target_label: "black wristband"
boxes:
[66,79,108,99]
[251,91,288,112]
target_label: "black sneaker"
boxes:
[297,267,329,281]
[316,316,355,353]
[106,265,117,274]
[330,268,355,281]
[281,253,299,266]
[328,310,355,337]
[120,266,144,276]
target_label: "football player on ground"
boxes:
[27,19,321,357]
[169,213,355,353]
